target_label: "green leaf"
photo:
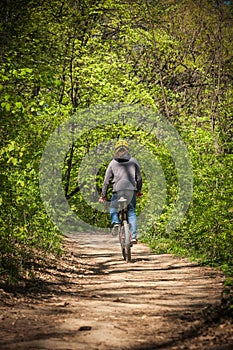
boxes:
[15,101,23,109]
[8,141,15,152]
[5,102,11,111]
[17,179,25,187]
[7,157,18,165]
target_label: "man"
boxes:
[99,140,142,244]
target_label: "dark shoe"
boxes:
[131,238,138,245]
[111,224,120,236]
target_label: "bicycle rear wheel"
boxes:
[123,221,131,263]
[125,243,131,263]
[119,227,126,260]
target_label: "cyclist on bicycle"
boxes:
[99,140,142,244]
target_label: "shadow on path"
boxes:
[0,232,231,350]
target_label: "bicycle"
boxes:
[100,191,142,263]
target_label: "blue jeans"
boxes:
[110,191,137,239]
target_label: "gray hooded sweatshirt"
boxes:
[101,152,142,198]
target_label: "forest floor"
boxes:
[0,232,232,350]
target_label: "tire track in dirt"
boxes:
[0,232,231,350]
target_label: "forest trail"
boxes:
[0,232,232,350]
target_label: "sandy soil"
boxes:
[0,232,232,350]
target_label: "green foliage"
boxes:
[0,0,232,284]
[144,154,233,270]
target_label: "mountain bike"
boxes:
[100,191,141,262]
[117,196,132,263]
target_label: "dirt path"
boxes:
[0,232,232,350]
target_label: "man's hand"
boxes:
[99,196,106,203]
[136,192,143,197]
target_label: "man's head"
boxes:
[114,140,130,161]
